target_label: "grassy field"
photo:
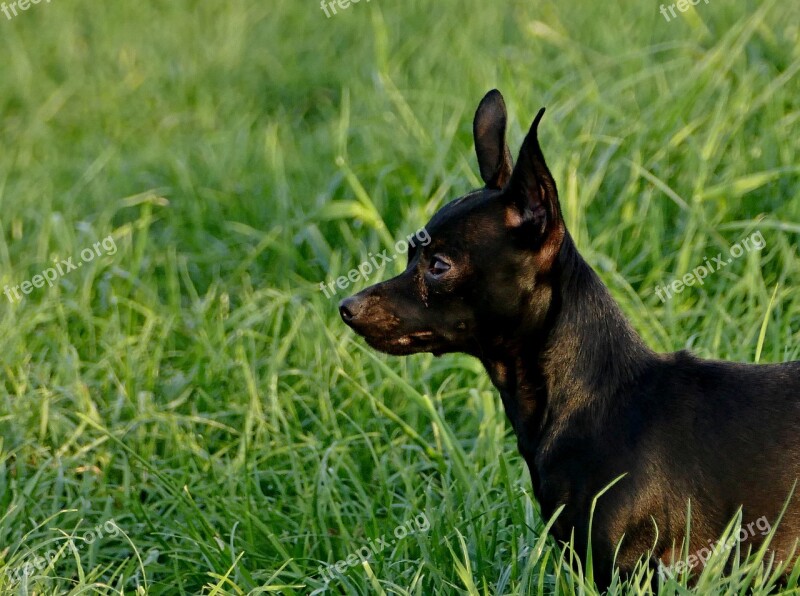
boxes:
[0,0,798,594]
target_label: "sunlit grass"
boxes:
[0,0,798,593]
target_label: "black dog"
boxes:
[339,89,800,588]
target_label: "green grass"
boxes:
[0,0,799,593]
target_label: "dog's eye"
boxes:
[427,256,451,277]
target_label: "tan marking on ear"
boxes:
[535,224,566,274]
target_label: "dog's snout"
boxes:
[339,296,363,325]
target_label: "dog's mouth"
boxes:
[362,329,449,356]
[339,294,472,356]
[392,330,434,346]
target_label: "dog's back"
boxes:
[644,356,800,563]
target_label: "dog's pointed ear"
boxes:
[505,108,562,239]
[473,89,513,189]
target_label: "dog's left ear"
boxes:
[505,108,563,244]
[473,89,513,189]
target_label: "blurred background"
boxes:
[0,0,798,593]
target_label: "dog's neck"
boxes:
[480,233,656,453]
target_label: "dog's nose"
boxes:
[339,296,363,325]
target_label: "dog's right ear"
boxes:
[505,107,565,267]
[473,89,513,189]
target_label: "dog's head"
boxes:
[340,89,567,356]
